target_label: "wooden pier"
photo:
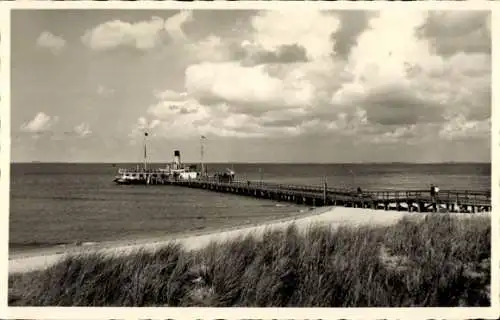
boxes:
[157,179,491,213]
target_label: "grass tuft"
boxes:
[9,214,490,307]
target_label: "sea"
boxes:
[9,162,491,253]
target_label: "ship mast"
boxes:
[143,131,148,171]
[200,135,206,176]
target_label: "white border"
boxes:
[0,0,498,11]
[0,2,10,316]
[1,1,498,320]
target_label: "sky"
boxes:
[11,9,491,163]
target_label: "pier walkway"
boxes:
[159,179,491,213]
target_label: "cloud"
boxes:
[20,112,58,133]
[164,10,193,41]
[82,11,192,51]
[250,10,341,60]
[144,97,215,138]
[332,10,490,137]
[419,11,491,56]
[439,116,490,141]
[129,117,160,143]
[240,42,309,66]
[133,10,489,145]
[73,122,92,138]
[19,114,92,141]
[81,17,165,51]
[154,89,188,101]
[97,85,115,96]
[333,11,373,59]
[184,11,340,67]
[185,62,315,112]
[188,36,309,67]
[187,35,232,62]
[36,31,66,54]
[143,94,299,139]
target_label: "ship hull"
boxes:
[113,178,148,185]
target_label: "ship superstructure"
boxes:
[113,133,236,185]
[113,132,201,185]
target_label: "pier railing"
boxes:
[198,178,491,202]
[142,176,491,213]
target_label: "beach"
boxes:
[10,162,491,250]
[9,162,491,277]
[9,205,489,275]
[9,205,491,308]
[8,206,404,273]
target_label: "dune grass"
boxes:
[9,214,490,307]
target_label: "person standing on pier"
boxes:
[430,184,440,212]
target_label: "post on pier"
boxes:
[259,167,263,187]
[323,176,327,205]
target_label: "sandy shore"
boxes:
[9,206,487,274]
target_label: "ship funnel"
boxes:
[174,150,181,169]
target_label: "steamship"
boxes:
[113,150,200,185]
[113,132,201,185]
[113,133,235,185]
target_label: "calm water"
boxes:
[9,163,491,252]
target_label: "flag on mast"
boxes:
[201,135,207,140]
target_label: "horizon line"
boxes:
[10,161,492,165]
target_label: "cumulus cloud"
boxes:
[73,122,92,138]
[164,10,193,41]
[97,85,115,96]
[81,17,165,51]
[419,11,491,56]
[82,11,192,51]
[20,112,58,133]
[239,42,309,66]
[439,116,490,141]
[333,11,373,59]
[187,35,229,62]
[36,31,66,54]
[143,94,299,139]
[185,62,315,111]
[250,10,340,60]
[155,89,188,101]
[134,10,490,145]
[186,11,339,66]
[336,11,491,132]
